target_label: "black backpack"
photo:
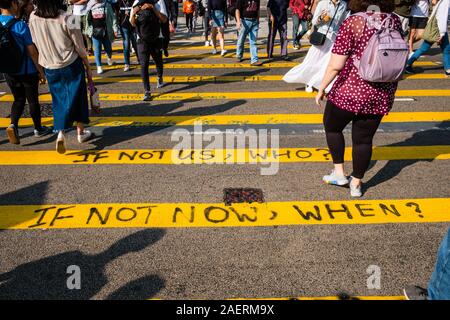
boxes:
[0,19,24,74]
[135,8,161,43]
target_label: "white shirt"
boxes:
[72,0,97,16]
[431,0,450,36]
[411,0,430,17]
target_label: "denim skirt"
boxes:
[44,57,90,131]
[211,10,225,28]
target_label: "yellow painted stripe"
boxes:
[0,146,448,166]
[1,198,449,230]
[113,44,311,51]
[2,112,449,128]
[92,74,450,83]
[2,90,449,102]
[228,295,405,300]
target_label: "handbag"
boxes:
[423,0,442,43]
[309,2,340,46]
[90,2,108,39]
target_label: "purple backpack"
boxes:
[353,12,409,83]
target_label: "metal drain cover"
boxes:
[223,188,265,206]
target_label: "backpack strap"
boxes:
[0,18,19,31]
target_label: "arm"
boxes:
[70,0,88,4]
[315,54,348,106]
[67,26,92,84]
[235,8,241,29]
[26,44,45,84]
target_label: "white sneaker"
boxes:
[349,177,363,197]
[78,130,92,143]
[97,66,103,74]
[205,40,210,47]
[124,64,130,72]
[56,131,66,154]
[107,57,114,66]
[212,48,218,55]
[323,170,349,186]
[305,85,313,93]
[221,50,228,56]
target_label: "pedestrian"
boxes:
[172,0,179,29]
[315,0,406,197]
[283,0,348,92]
[162,0,176,57]
[183,0,195,33]
[394,0,415,36]
[408,0,430,53]
[235,0,263,65]
[266,0,289,59]
[29,0,94,154]
[68,0,95,55]
[404,227,450,300]
[208,0,228,55]
[405,0,449,76]
[130,0,169,102]
[119,0,138,71]
[86,0,118,74]
[289,0,314,50]
[16,0,33,22]
[202,0,210,46]
[0,0,51,145]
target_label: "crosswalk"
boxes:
[0,39,449,300]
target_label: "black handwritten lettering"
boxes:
[272,150,291,160]
[379,204,401,217]
[355,204,375,217]
[228,207,257,222]
[138,206,157,224]
[87,207,113,225]
[155,150,166,160]
[116,207,137,222]
[119,151,138,161]
[73,151,109,163]
[139,152,154,160]
[270,211,278,220]
[28,206,56,228]
[204,206,229,223]
[49,206,75,226]
[325,204,353,220]
[178,150,195,160]
[295,149,313,159]
[172,206,195,223]
[292,205,322,221]
[200,150,215,160]
[406,202,424,218]
[249,150,269,160]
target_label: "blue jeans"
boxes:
[236,18,259,63]
[428,228,450,300]
[92,36,112,67]
[292,14,308,46]
[120,26,137,65]
[407,33,450,71]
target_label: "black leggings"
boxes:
[323,101,383,179]
[185,13,193,32]
[137,39,164,92]
[5,73,42,129]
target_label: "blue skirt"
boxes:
[44,57,90,131]
[211,10,225,28]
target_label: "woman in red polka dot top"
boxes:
[315,0,403,197]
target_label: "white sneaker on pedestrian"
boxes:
[97,66,103,74]
[124,64,130,72]
[212,48,218,55]
[205,40,210,47]
[78,130,92,143]
[349,176,363,197]
[323,170,349,186]
[305,85,313,93]
[107,57,114,66]
[56,131,66,154]
[221,50,228,56]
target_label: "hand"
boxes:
[209,19,213,26]
[269,15,274,23]
[315,89,325,106]
[114,31,119,38]
[236,22,241,30]
[141,3,153,10]
[437,36,443,45]
[38,71,46,85]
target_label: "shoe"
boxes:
[157,77,165,88]
[205,40,210,47]
[403,286,428,300]
[212,48,218,55]
[293,43,300,50]
[281,55,289,61]
[236,56,243,62]
[34,126,52,138]
[250,61,263,66]
[107,57,114,66]
[445,69,450,77]
[221,50,228,56]
[123,64,130,72]
[6,124,20,144]
[56,131,66,154]
[77,130,92,143]
[323,170,349,186]
[97,66,103,74]
[143,91,152,101]
[305,85,314,93]
[349,176,363,197]
[404,65,415,74]
[163,49,169,57]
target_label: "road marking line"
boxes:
[0,146,448,165]
[112,44,311,51]
[2,90,449,102]
[91,74,450,83]
[1,198,448,230]
[2,112,449,128]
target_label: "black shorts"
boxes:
[409,16,428,29]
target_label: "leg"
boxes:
[235,18,248,59]
[5,75,26,127]
[92,37,102,67]
[439,32,450,71]
[409,28,416,53]
[204,15,209,42]
[121,26,131,65]
[279,22,288,57]
[149,42,164,80]
[292,14,299,46]
[297,19,309,42]
[103,37,113,59]
[218,26,225,51]
[407,39,432,66]
[23,73,42,130]
[428,228,450,300]
[211,27,218,49]
[248,20,259,64]
[351,114,383,181]
[323,101,354,176]
[267,19,276,57]
[137,41,151,92]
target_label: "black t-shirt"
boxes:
[236,0,260,19]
